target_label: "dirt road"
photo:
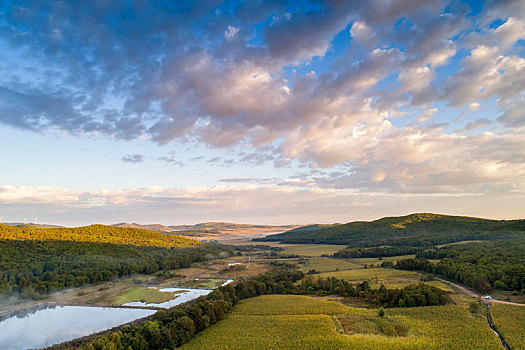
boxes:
[434,276,525,307]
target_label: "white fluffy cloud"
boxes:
[1,185,523,225]
[0,0,524,199]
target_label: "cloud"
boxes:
[350,21,375,45]
[0,0,524,197]
[497,97,525,128]
[225,26,240,40]
[443,43,525,107]
[465,118,492,130]
[0,185,81,204]
[157,152,183,166]
[1,184,523,226]
[121,154,144,164]
[262,3,353,63]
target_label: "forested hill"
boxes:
[0,224,201,248]
[256,213,525,247]
[0,224,228,299]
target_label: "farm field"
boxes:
[281,244,347,256]
[226,239,346,256]
[491,303,525,350]
[299,257,362,273]
[315,268,452,291]
[181,294,501,350]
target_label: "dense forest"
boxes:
[0,224,200,248]
[256,213,525,247]
[0,224,232,299]
[65,269,449,350]
[393,240,525,293]
[0,239,232,299]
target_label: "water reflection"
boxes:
[123,288,213,308]
[122,280,234,308]
[0,305,155,350]
[0,279,235,349]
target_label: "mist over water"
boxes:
[0,305,155,350]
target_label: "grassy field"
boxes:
[230,295,357,315]
[489,289,525,304]
[181,295,501,349]
[225,239,346,257]
[281,244,347,256]
[314,268,452,291]
[491,303,525,350]
[110,287,178,305]
[299,257,361,273]
[317,268,419,283]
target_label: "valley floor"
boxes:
[181,294,502,350]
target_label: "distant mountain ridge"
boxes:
[256,213,525,247]
[112,221,302,240]
[170,222,298,231]
[112,222,173,231]
[1,222,63,229]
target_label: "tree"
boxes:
[378,307,385,317]
[469,301,483,316]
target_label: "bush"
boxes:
[378,307,385,318]
[469,301,483,316]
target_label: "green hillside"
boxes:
[256,213,525,247]
[0,223,201,248]
[0,224,231,299]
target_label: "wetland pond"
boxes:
[0,281,234,349]
[123,287,213,308]
[0,305,156,350]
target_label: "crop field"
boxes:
[280,244,348,256]
[181,295,501,350]
[317,267,420,284]
[315,267,452,291]
[230,295,363,315]
[388,305,501,349]
[225,239,346,256]
[491,303,525,349]
[299,257,361,273]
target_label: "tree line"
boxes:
[392,239,525,293]
[333,246,421,258]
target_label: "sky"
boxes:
[0,0,524,226]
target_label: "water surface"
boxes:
[123,288,213,308]
[0,305,155,350]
